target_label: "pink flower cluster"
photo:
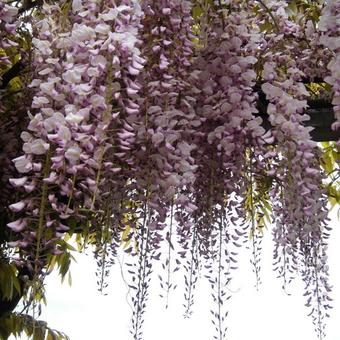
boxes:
[184,5,268,256]
[258,3,331,336]
[133,0,197,228]
[8,0,144,257]
[3,0,337,338]
[0,1,31,231]
[0,1,18,65]
[319,0,340,134]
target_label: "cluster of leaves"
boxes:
[0,313,69,340]
[321,142,340,213]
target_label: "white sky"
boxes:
[12,210,340,340]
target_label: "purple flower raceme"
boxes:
[318,0,340,137]
[0,1,18,64]
[189,5,266,250]
[135,0,197,210]
[258,3,332,337]
[177,2,271,332]
[0,1,33,230]
[3,1,338,339]
[8,0,144,271]
[126,1,197,335]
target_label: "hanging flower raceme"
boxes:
[8,0,144,273]
[190,5,266,241]
[257,2,332,337]
[0,95,29,222]
[179,1,271,334]
[0,1,18,65]
[125,0,198,336]
[133,0,197,218]
[0,1,33,247]
[2,1,337,340]
[318,0,340,135]
[0,0,21,139]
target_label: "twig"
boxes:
[257,0,280,32]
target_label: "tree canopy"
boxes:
[0,0,339,339]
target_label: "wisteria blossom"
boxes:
[0,0,338,339]
[318,0,340,136]
[8,0,145,268]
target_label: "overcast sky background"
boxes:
[12,209,340,340]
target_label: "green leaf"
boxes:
[58,253,72,282]
[260,21,274,33]
[67,272,72,286]
[0,262,21,300]
[46,330,58,340]
[32,325,46,340]
[321,151,334,174]
[192,6,203,19]
[286,1,298,17]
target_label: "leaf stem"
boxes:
[257,0,280,32]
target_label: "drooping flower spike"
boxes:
[1,1,338,339]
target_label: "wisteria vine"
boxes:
[0,0,339,339]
